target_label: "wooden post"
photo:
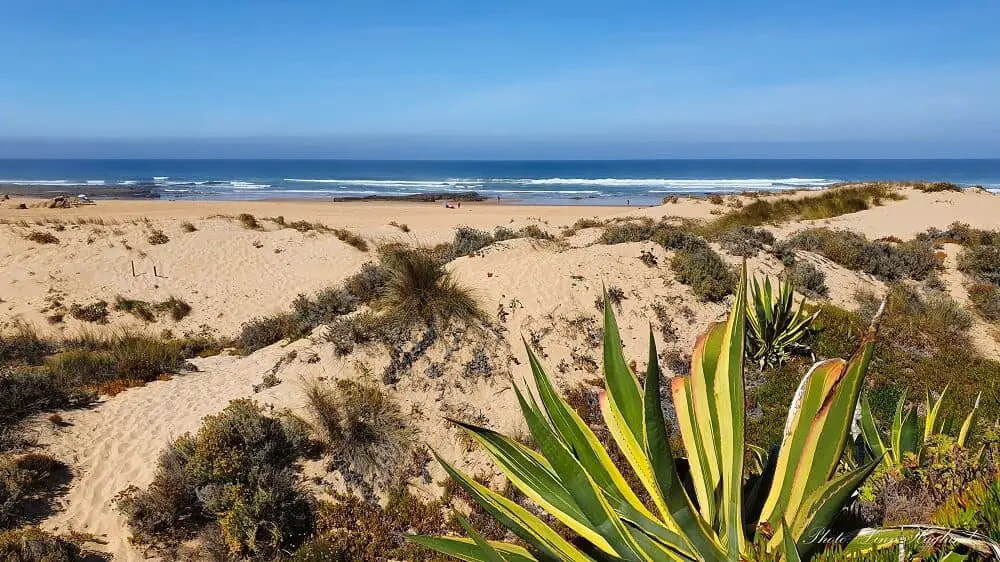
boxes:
[131,260,136,277]
[153,265,158,277]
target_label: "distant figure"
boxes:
[627,198,630,206]
[497,195,501,203]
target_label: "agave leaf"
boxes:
[889,392,908,464]
[924,386,948,442]
[788,456,881,555]
[407,536,540,562]
[685,322,727,521]
[837,528,916,557]
[522,340,652,517]
[780,519,802,562]
[957,393,981,448]
[671,375,717,525]
[511,383,647,558]
[450,416,613,553]
[713,264,747,555]
[433,452,596,561]
[759,359,843,528]
[859,394,886,460]
[455,514,509,562]
[899,407,919,457]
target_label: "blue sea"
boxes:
[1,159,999,205]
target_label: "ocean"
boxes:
[1,159,999,205]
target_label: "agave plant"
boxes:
[410,266,911,561]
[859,386,981,468]
[746,276,819,370]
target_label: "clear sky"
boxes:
[1,0,999,158]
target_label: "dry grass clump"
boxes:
[237,213,260,229]
[708,183,903,233]
[969,283,1000,321]
[342,262,386,304]
[304,379,414,489]
[114,296,156,322]
[179,221,197,233]
[784,261,828,298]
[388,221,410,233]
[0,453,68,528]
[0,323,53,367]
[670,246,735,302]
[24,231,59,245]
[114,296,192,323]
[0,527,82,561]
[332,228,368,251]
[788,228,938,281]
[68,300,109,324]
[116,399,314,558]
[563,217,605,236]
[236,314,302,354]
[715,226,775,257]
[147,230,169,245]
[707,193,725,204]
[376,248,484,328]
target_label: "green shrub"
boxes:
[376,248,484,327]
[24,231,59,245]
[597,221,655,244]
[343,262,386,304]
[109,334,185,382]
[118,400,314,557]
[788,228,937,281]
[933,475,1000,542]
[304,380,414,488]
[236,313,302,354]
[716,226,775,257]
[784,261,828,297]
[0,527,81,561]
[969,283,1000,321]
[670,246,735,302]
[68,301,109,324]
[292,287,358,327]
[652,225,709,253]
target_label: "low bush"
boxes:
[0,527,81,561]
[376,248,484,328]
[180,221,197,233]
[147,230,169,245]
[0,453,66,529]
[915,181,962,193]
[343,262,387,304]
[324,311,383,356]
[292,287,358,328]
[784,261,828,297]
[919,221,1000,247]
[305,380,414,489]
[68,301,109,324]
[716,226,775,257]
[237,213,260,229]
[117,399,314,558]
[154,297,192,321]
[236,313,302,354]
[563,217,605,236]
[959,243,1000,285]
[788,228,938,280]
[707,193,725,205]
[969,283,1000,321]
[598,220,656,244]
[389,221,410,233]
[670,246,735,302]
[24,231,59,245]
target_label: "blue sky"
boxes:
[1,0,999,158]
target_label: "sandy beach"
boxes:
[2,186,999,560]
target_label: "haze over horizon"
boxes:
[2,1,999,159]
